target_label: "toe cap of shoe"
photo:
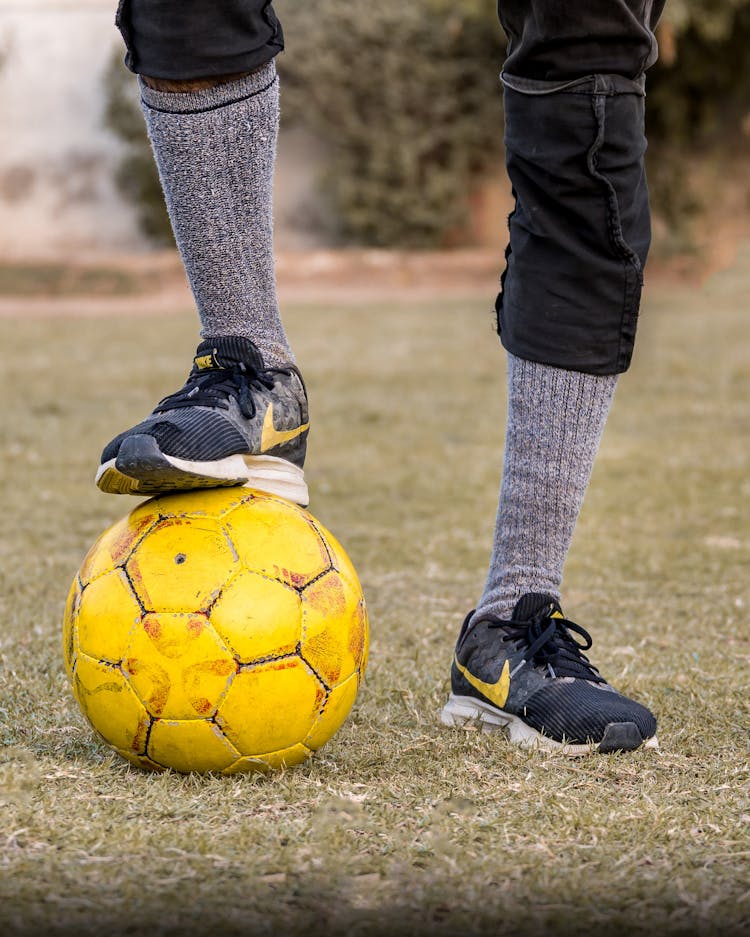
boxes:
[521,680,656,746]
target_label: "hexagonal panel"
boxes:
[222,743,312,775]
[123,613,236,719]
[73,653,150,755]
[217,657,324,756]
[210,571,302,663]
[223,497,331,589]
[126,516,238,613]
[78,501,161,586]
[148,718,240,773]
[300,571,368,688]
[76,569,142,663]
[305,672,359,751]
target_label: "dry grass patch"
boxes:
[0,260,748,936]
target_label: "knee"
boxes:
[141,70,257,93]
[499,0,664,81]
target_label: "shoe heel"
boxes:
[242,455,310,507]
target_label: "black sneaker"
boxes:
[441,593,658,754]
[96,336,310,505]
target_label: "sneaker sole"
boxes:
[440,693,659,756]
[95,433,309,506]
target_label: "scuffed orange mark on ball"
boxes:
[187,617,204,638]
[126,657,171,717]
[272,566,309,590]
[111,515,156,565]
[141,615,211,660]
[183,658,235,716]
[193,697,213,716]
[126,557,152,610]
[143,618,162,641]
[349,600,367,664]
[305,574,346,615]
[303,633,342,686]
[130,719,150,754]
[313,684,326,715]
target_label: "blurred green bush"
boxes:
[644,0,750,235]
[106,0,750,248]
[278,0,505,247]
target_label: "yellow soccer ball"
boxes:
[62,488,368,774]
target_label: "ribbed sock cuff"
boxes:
[139,60,277,115]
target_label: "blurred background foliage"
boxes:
[104,59,175,244]
[279,0,505,247]
[105,0,750,248]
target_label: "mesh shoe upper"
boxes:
[101,336,309,468]
[451,593,656,746]
[102,410,249,463]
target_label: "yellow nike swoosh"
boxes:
[454,656,510,709]
[260,403,309,452]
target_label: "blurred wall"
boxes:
[0,0,143,256]
[0,0,322,258]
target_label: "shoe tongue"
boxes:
[511,593,599,681]
[194,336,264,372]
[512,592,563,622]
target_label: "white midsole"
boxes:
[440,693,659,756]
[97,453,309,506]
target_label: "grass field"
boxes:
[1,256,749,936]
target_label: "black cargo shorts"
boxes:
[115,0,284,79]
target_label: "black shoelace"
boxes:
[153,363,277,420]
[489,604,604,682]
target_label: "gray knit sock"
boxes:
[140,62,292,368]
[475,354,618,622]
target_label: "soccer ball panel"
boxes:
[218,658,324,755]
[210,571,302,663]
[304,671,359,752]
[73,653,150,755]
[78,503,161,585]
[76,570,142,663]
[301,571,368,688]
[224,497,331,589]
[124,613,236,719]
[147,719,239,773]
[223,743,311,775]
[126,518,239,613]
